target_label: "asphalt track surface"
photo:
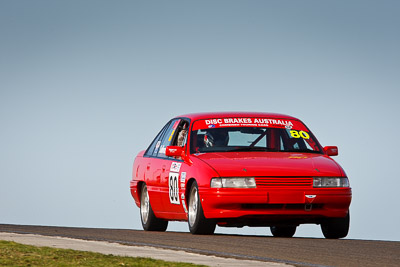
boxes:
[1,224,399,267]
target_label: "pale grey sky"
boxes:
[1,1,399,241]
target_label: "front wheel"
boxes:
[188,181,216,234]
[321,212,350,239]
[270,226,297,237]
[140,184,168,231]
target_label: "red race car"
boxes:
[130,112,351,239]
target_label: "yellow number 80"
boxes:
[290,130,310,139]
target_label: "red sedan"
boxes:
[130,112,352,238]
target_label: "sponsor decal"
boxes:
[172,120,180,129]
[180,172,186,189]
[169,148,178,153]
[155,140,161,149]
[167,121,180,142]
[170,162,182,172]
[182,198,188,213]
[153,141,162,155]
[204,118,293,126]
[180,172,186,182]
[168,129,175,142]
[158,145,166,155]
[194,118,296,130]
[289,155,309,159]
[290,130,310,139]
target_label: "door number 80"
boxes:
[169,172,180,205]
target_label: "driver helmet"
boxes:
[204,129,229,147]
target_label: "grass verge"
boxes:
[0,240,206,267]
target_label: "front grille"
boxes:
[255,177,313,188]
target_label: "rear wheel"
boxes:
[140,184,168,231]
[188,181,216,234]
[270,226,297,237]
[321,212,350,239]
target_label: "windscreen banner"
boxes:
[192,118,308,131]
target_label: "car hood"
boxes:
[193,152,344,177]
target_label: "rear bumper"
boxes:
[130,180,140,207]
[200,187,351,223]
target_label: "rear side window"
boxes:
[144,122,170,157]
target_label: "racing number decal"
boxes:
[169,162,182,205]
[290,130,310,139]
[169,172,180,204]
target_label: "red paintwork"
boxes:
[324,146,339,156]
[194,152,345,177]
[130,112,352,227]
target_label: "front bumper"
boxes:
[200,187,352,223]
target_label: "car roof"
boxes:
[175,112,299,121]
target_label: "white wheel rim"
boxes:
[141,187,150,224]
[188,187,198,227]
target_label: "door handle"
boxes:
[146,163,151,170]
[162,165,166,172]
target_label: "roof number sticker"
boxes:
[290,130,310,139]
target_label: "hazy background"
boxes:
[1,1,399,241]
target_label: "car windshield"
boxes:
[190,118,322,154]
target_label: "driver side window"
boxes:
[156,119,181,158]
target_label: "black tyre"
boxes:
[188,181,216,234]
[140,184,168,231]
[321,212,350,239]
[270,226,297,237]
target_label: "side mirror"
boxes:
[165,146,185,158]
[323,146,338,156]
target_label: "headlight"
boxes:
[210,177,256,188]
[313,177,349,188]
